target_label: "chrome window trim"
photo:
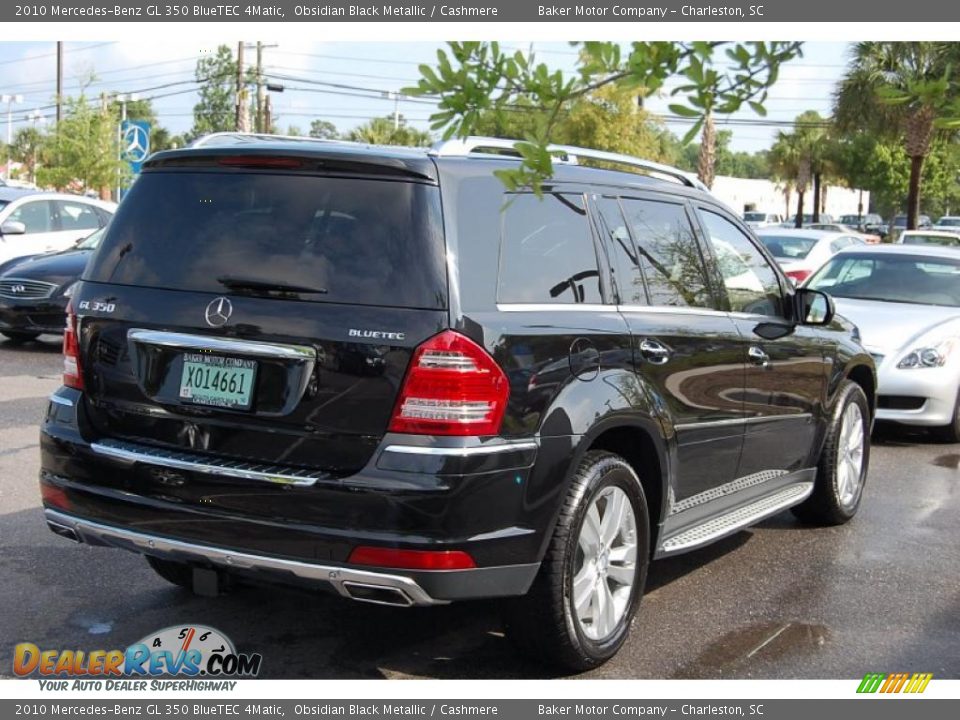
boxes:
[617,304,727,318]
[495,303,611,313]
[383,441,538,457]
[127,329,315,361]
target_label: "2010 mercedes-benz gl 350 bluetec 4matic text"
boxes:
[40,134,876,671]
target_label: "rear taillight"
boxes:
[785,269,812,284]
[388,330,509,436]
[62,301,84,390]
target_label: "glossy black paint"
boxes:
[39,143,876,601]
[0,246,92,334]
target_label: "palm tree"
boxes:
[770,130,812,228]
[835,42,960,229]
[347,116,432,147]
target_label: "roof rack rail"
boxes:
[430,136,708,192]
[190,131,353,148]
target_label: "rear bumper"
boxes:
[44,508,537,606]
[39,388,568,603]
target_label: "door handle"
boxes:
[748,346,771,368]
[639,338,671,365]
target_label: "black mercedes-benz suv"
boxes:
[40,134,875,671]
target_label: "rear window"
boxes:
[758,234,818,259]
[86,171,447,309]
[902,234,960,247]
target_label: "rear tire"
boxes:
[1,331,40,343]
[145,555,193,590]
[502,451,650,672]
[792,380,870,525]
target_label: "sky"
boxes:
[0,40,851,153]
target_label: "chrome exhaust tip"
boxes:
[341,581,414,607]
[47,519,81,543]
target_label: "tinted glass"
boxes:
[758,234,818,260]
[9,200,54,233]
[701,210,783,316]
[620,198,713,308]
[593,196,646,305]
[57,201,101,231]
[808,254,960,307]
[86,172,447,309]
[937,218,960,227]
[743,212,765,222]
[902,233,960,247]
[498,193,602,304]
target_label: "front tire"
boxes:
[792,380,870,525]
[502,451,650,672]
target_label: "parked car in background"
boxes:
[890,214,934,242]
[897,230,960,248]
[788,213,835,226]
[840,213,887,237]
[742,211,783,229]
[0,227,104,342]
[0,188,115,265]
[806,222,882,244]
[806,245,960,441]
[756,228,866,284]
[38,133,875,672]
[933,216,960,233]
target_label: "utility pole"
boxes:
[235,41,245,132]
[264,94,273,134]
[256,42,264,133]
[56,41,63,125]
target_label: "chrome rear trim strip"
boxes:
[127,329,316,361]
[90,439,322,487]
[49,394,74,407]
[382,441,538,457]
[44,509,445,606]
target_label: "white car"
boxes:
[742,211,783,229]
[805,245,960,440]
[898,230,960,247]
[755,228,866,284]
[0,188,116,265]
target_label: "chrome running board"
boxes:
[659,482,814,555]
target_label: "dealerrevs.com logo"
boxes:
[14,625,262,690]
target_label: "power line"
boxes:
[0,41,115,68]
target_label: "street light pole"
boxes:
[1,94,24,181]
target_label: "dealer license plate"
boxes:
[178,353,257,410]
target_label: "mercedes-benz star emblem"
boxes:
[204,297,233,327]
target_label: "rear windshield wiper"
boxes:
[216,276,328,294]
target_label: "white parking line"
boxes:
[0,375,62,403]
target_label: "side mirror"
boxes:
[0,220,26,236]
[795,288,835,326]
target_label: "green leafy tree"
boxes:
[190,45,241,139]
[346,116,431,146]
[676,130,771,179]
[309,120,339,139]
[38,94,129,193]
[835,42,960,229]
[769,129,812,226]
[406,41,802,192]
[8,127,44,184]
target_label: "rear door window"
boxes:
[592,196,647,306]
[498,193,603,304]
[86,171,447,309]
[619,197,715,309]
[56,200,102,232]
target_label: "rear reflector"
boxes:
[785,268,812,284]
[40,481,70,510]
[348,547,477,570]
[62,301,84,390]
[388,330,509,436]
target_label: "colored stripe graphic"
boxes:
[857,672,932,694]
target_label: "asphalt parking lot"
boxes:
[1,335,957,680]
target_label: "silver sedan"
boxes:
[805,244,960,440]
